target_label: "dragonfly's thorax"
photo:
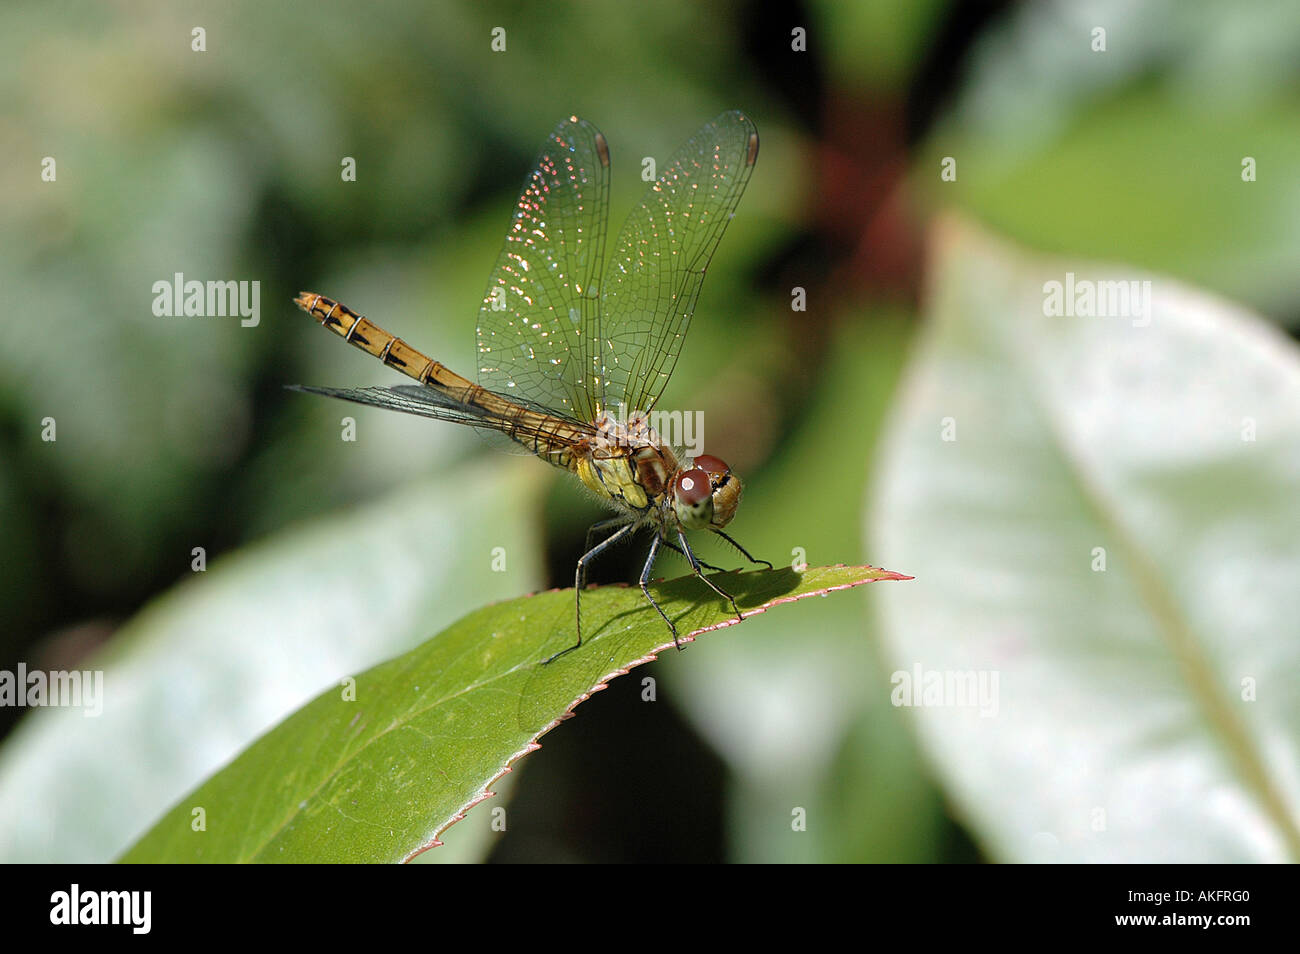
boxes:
[573,413,744,535]
[574,411,680,515]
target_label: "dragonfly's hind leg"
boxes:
[543,520,635,665]
[678,531,743,626]
[710,528,774,570]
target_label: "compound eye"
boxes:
[675,468,711,505]
[693,454,730,475]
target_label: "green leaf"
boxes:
[870,215,1300,862]
[120,564,909,863]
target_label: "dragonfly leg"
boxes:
[584,516,631,555]
[679,530,743,624]
[661,537,726,573]
[710,529,774,570]
[638,534,679,648]
[544,521,636,665]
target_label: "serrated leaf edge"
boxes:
[403,564,912,861]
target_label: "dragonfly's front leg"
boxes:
[678,530,743,624]
[710,528,774,570]
[544,520,635,665]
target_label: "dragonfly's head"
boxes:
[671,454,742,531]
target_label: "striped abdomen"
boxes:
[294,292,592,467]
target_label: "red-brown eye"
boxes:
[693,454,729,475]
[675,468,711,505]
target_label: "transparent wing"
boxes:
[476,116,611,423]
[598,110,759,414]
[288,383,495,427]
[287,384,596,441]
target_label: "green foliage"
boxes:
[919,1,1300,317]
[120,565,907,863]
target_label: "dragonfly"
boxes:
[290,110,770,663]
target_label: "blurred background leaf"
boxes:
[871,217,1300,862]
[916,0,1300,318]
